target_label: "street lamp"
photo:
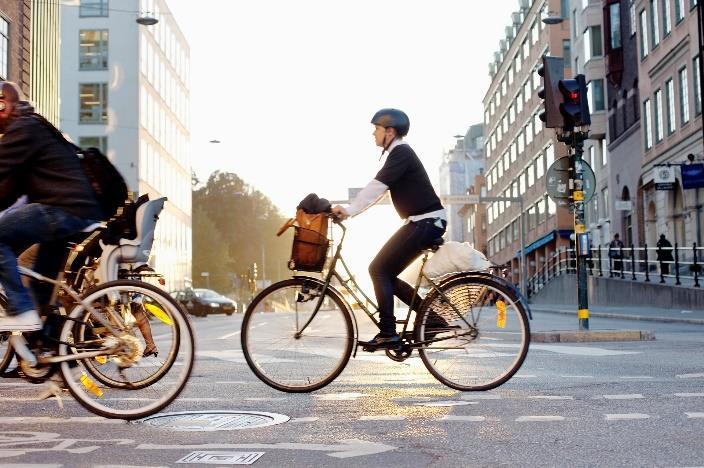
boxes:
[480,187,527,299]
[541,10,564,25]
[136,13,158,26]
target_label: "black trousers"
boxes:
[368,218,446,335]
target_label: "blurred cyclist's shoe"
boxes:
[361,333,400,352]
[0,310,42,332]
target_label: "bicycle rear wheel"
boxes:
[58,280,195,420]
[241,277,353,393]
[416,274,530,391]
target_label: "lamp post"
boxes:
[480,188,527,299]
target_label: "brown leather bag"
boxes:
[277,209,329,272]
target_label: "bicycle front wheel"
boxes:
[416,274,530,391]
[58,280,195,420]
[241,277,353,393]
[0,294,13,374]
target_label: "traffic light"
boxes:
[558,74,591,129]
[537,56,564,128]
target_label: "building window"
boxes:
[563,39,571,64]
[585,26,603,61]
[662,0,671,36]
[601,139,608,166]
[602,188,609,219]
[675,0,685,21]
[79,136,107,154]
[79,83,108,124]
[666,78,676,134]
[80,0,109,17]
[694,56,702,115]
[679,66,690,124]
[588,145,595,167]
[589,79,605,111]
[630,1,637,36]
[610,3,622,49]
[562,0,570,17]
[650,0,660,47]
[639,9,649,58]
[79,30,108,70]
[654,88,664,142]
[0,18,7,80]
[643,98,653,149]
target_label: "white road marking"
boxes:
[315,392,368,401]
[516,416,565,422]
[530,344,640,356]
[358,415,406,421]
[605,413,650,421]
[528,395,574,400]
[439,415,486,422]
[676,373,704,379]
[513,374,537,378]
[415,401,477,407]
[675,393,704,397]
[685,413,704,419]
[459,394,502,400]
[619,376,654,379]
[0,417,123,424]
[560,375,594,378]
[603,394,644,400]
[217,331,240,340]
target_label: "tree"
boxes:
[191,209,231,291]
[192,171,292,297]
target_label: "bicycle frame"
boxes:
[294,218,478,347]
[9,265,127,367]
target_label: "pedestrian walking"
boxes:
[656,233,674,275]
[609,233,624,273]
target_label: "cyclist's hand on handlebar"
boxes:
[331,205,349,220]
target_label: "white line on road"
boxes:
[218,331,240,340]
[0,417,124,424]
[676,373,704,379]
[560,375,594,378]
[675,393,704,397]
[516,416,565,422]
[605,414,650,421]
[603,394,644,400]
[415,401,477,407]
[619,376,654,379]
[527,395,574,400]
[439,415,487,422]
[358,415,406,421]
[685,413,704,419]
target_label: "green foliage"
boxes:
[192,171,292,295]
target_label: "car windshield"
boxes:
[194,289,220,299]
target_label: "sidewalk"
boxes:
[530,303,704,325]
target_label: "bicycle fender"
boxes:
[432,272,532,320]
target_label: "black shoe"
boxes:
[360,333,400,352]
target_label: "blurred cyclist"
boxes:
[0,81,102,331]
[332,109,447,349]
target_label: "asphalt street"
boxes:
[0,310,702,467]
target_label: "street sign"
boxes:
[615,200,632,211]
[682,164,704,189]
[654,166,675,190]
[546,156,595,205]
[440,194,480,205]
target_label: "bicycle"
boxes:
[0,239,195,419]
[241,215,531,393]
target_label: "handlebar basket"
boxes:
[288,226,329,272]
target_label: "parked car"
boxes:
[171,288,237,317]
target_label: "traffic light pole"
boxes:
[568,130,590,331]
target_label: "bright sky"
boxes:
[168,0,517,210]
[168,0,518,285]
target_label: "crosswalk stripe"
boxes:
[603,394,644,400]
[439,415,486,422]
[516,416,565,422]
[685,413,704,419]
[358,415,405,421]
[605,413,650,420]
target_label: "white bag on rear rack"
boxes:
[399,241,492,285]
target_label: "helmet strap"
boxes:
[379,131,395,160]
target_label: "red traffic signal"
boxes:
[537,56,564,128]
[558,74,591,129]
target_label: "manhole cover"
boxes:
[138,411,289,431]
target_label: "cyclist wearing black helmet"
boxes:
[332,108,447,349]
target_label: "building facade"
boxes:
[0,1,31,95]
[603,0,643,247]
[60,0,192,290]
[483,0,572,285]
[635,0,703,250]
[438,123,485,242]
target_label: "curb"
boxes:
[531,329,656,343]
[530,307,704,325]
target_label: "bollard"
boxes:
[598,244,603,276]
[658,244,665,283]
[694,243,700,288]
[619,244,625,279]
[630,244,636,280]
[675,243,681,286]
[644,244,650,282]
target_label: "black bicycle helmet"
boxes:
[371,108,410,136]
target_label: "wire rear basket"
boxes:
[288,226,329,272]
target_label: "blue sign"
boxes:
[682,164,704,189]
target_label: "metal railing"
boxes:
[526,243,704,297]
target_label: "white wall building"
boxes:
[60,0,192,290]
